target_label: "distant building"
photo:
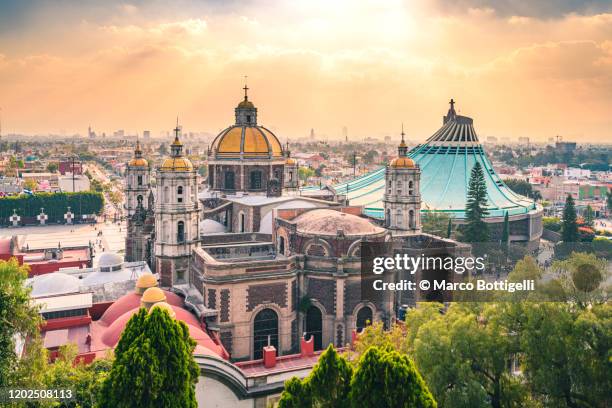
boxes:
[59,160,83,175]
[518,137,530,145]
[113,129,125,138]
[556,141,576,154]
[87,126,96,139]
[143,130,151,140]
[486,136,498,143]
[343,126,348,142]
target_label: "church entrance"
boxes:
[224,171,235,190]
[305,306,323,351]
[253,308,278,359]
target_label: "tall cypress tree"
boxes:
[562,194,578,243]
[350,347,436,408]
[462,162,489,243]
[308,345,353,408]
[446,218,452,239]
[98,307,199,408]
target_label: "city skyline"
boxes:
[1,0,611,142]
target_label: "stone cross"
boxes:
[37,208,48,225]
[9,209,21,227]
[64,206,74,225]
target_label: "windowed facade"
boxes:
[177,185,183,203]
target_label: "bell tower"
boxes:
[154,120,200,287]
[124,140,150,217]
[383,126,421,233]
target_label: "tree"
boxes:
[504,179,541,200]
[606,189,612,215]
[462,162,489,244]
[99,307,200,408]
[500,212,509,255]
[46,162,59,173]
[308,345,353,407]
[278,377,312,408]
[0,259,41,386]
[350,347,436,408]
[446,218,452,238]
[298,167,315,182]
[518,302,611,407]
[583,205,595,227]
[561,194,578,243]
[23,178,38,191]
[421,212,452,237]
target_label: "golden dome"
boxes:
[211,125,283,158]
[160,157,193,172]
[129,157,148,167]
[135,274,157,290]
[390,157,416,168]
[237,99,255,109]
[141,287,166,303]
[149,301,176,319]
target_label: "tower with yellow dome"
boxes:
[383,127,421,233]
[125,140,150,217]
[207,85,286,197]
[154,121,199,286]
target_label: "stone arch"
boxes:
[303,238,333,257]
[347,239,362,258]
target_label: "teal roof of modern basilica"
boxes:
[302,100,540,220]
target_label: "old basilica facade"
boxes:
[124,88,461,361]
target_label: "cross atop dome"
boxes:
[398,123,408,157]
[243,75,249,101]
[235,78,257,125]
[171,117,184,157]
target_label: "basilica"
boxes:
[124,88,465,361]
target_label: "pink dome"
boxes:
[99,291,183,325]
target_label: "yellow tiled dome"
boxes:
[160,157,193,172]
[390,157,416,168]
[141,287,166,303]
[135,274,157,290]
[129,157,148,167]
[211,125,283,158]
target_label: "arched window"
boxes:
[408,180,414,195]
[409,210,415,229]
[250,170,262,190]
[278,236,285,254]
[385,209,391,227]
[396,209,403,226]
[137,175,143,186]
[177,185,183,203]
[137,195,143,206]
[177,221,185,243]
[356,306,373,331]
[289,171,293,181]
[239,212,245,233]
[253,308,278,359]
[305,306,323,351]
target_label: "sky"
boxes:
[0,0,611,143]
